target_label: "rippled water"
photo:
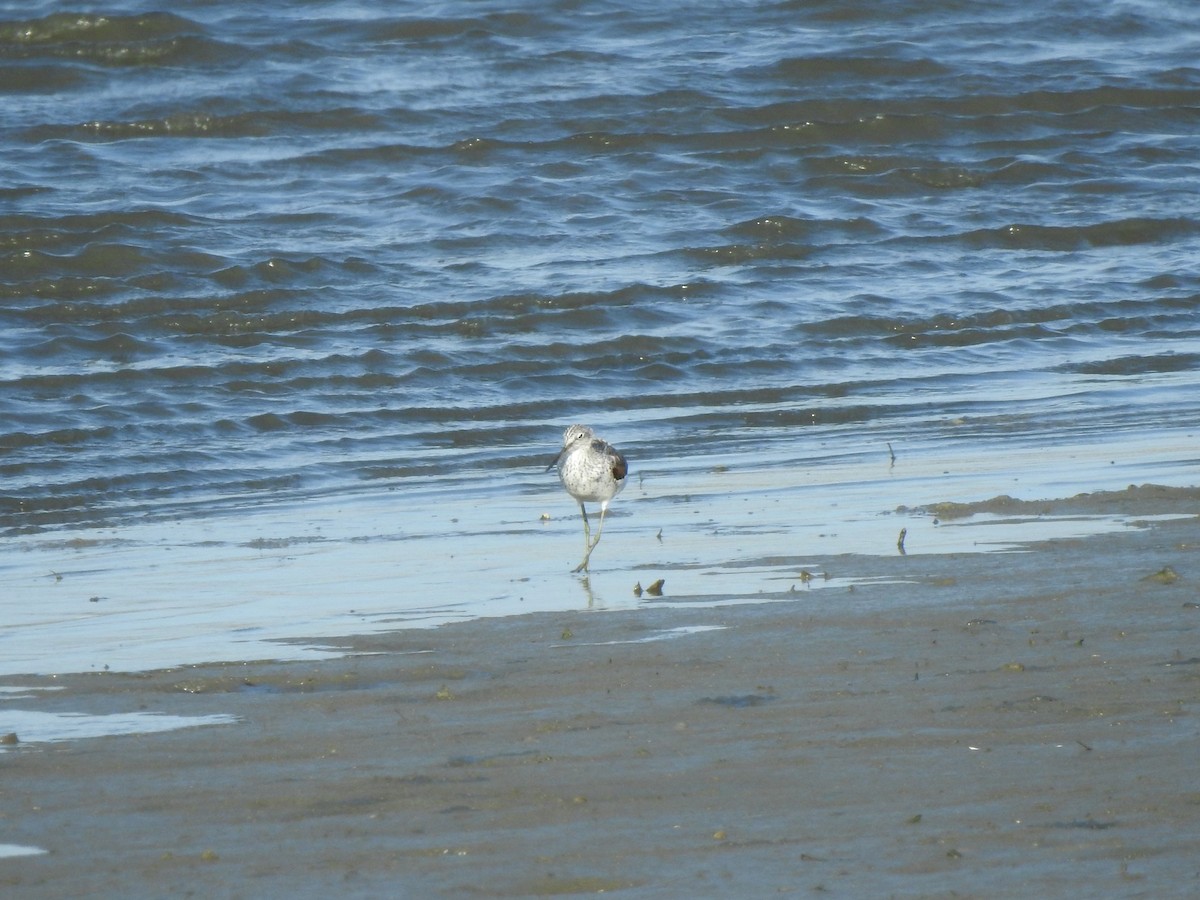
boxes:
[3,1,1199,671]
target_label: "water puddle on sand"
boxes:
[0,685,63,698]
[0,707,238,750]
[551,624,727,648]
[0,844,47,859]
[895,511,1191,555]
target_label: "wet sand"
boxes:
[3,489,1199,898]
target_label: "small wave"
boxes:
[0,63,84,92]
[337,12,543,45]
[798,293,1200,350]
[969,217,1200,252]
[23,331,160,361]
[0,275,122,302]
[48,113,271,141]
[0,467,306,533]
[0,12,201,45]
[0,209,198,253]
[30,107,389,142]
[1,426,118,451]
[0,13,228,69]
[683,242,813,266]
[7,242,155,278]
[765,53,952,82]
[1060,353,1200,377]
[726,215,883,242]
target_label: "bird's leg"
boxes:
[573,547,592,573]
[572,502,593,572]
[578,502,591,550]
[590,502,609,551]
[573,503,610,574]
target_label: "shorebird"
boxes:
[548,424,628,572]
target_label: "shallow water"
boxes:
[0,707,238,747]
[2,0,1199,674]
[0,844,47,859]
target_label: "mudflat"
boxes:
[3,490,1199,898]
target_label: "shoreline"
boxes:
[2,496,1199,896]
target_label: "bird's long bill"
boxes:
[546,449,566,472]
